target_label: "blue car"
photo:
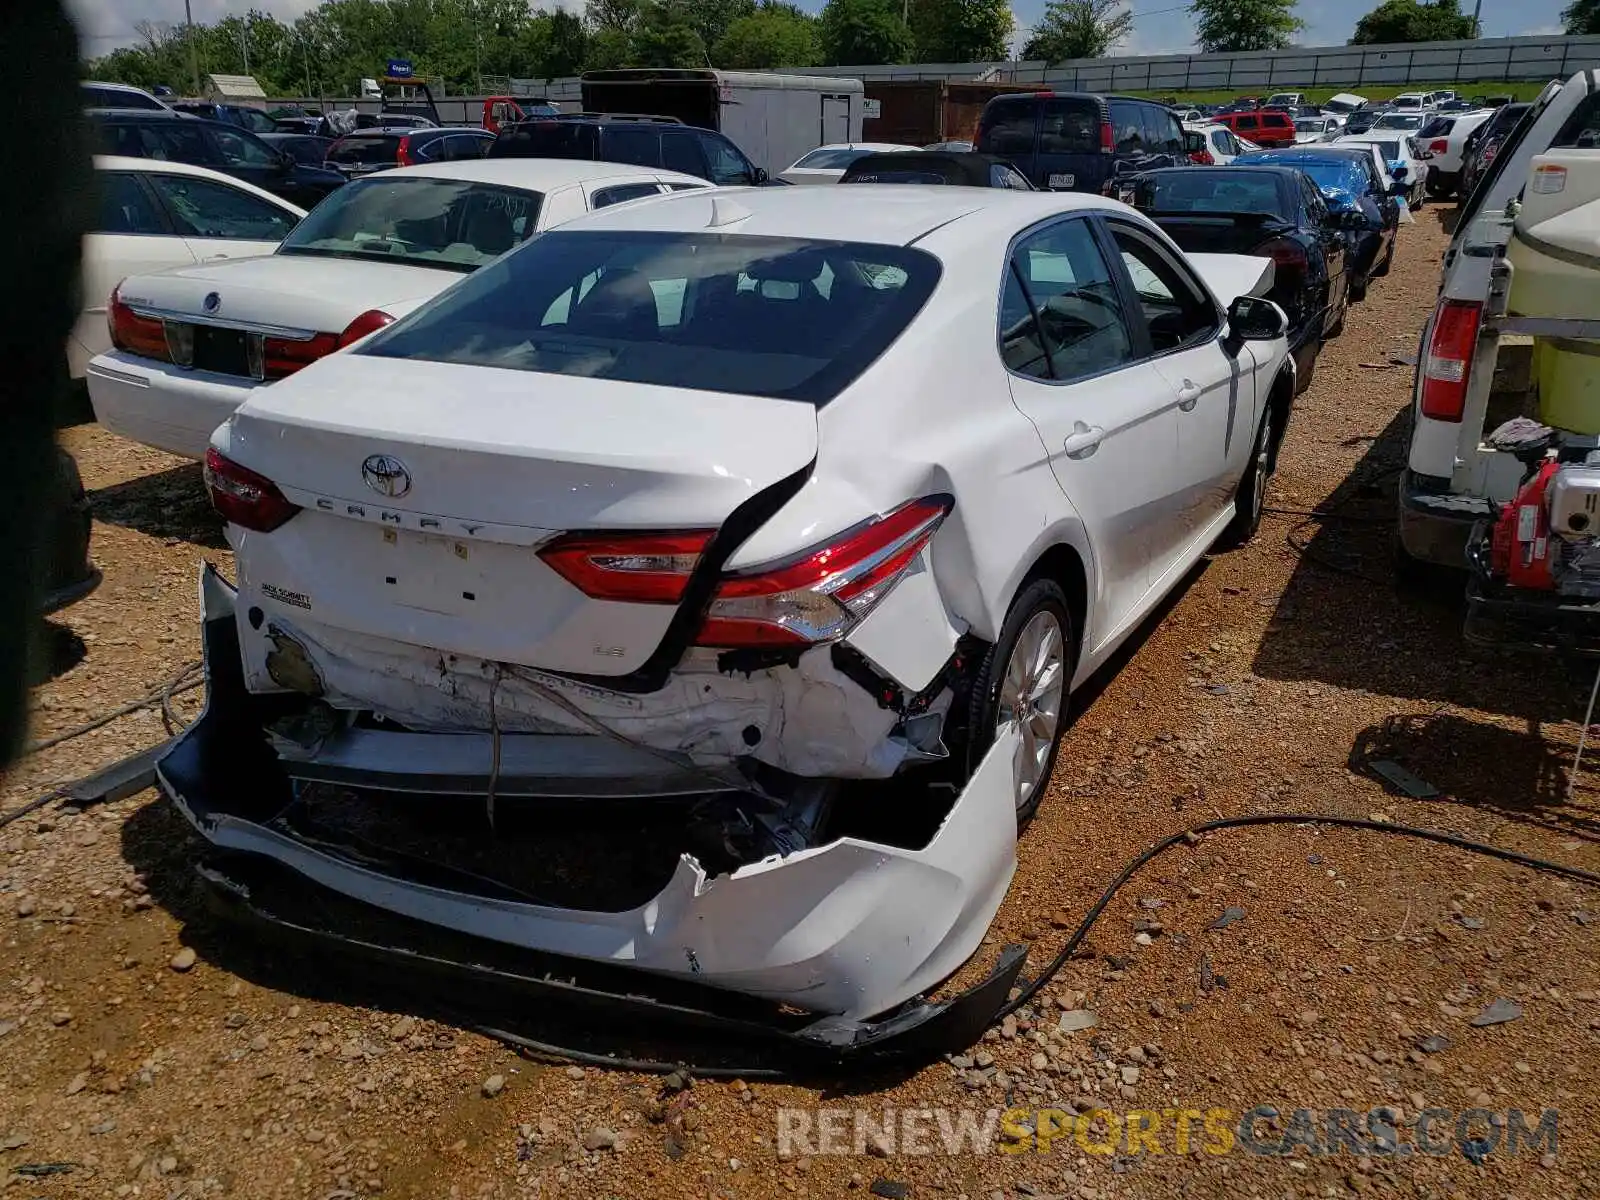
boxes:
[1234,147,1402,298]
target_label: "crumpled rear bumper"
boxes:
[155,566,1027,1057]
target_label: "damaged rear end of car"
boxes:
[159,222,1031,1056]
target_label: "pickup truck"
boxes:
[1397,70,1600,580]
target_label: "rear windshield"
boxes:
[1419,116,1454,138]
[328,134,402,165]
[1371,140,1402,160]
[360,231,941,405]
[278,176,541,271]
[1393,96,1422,109]
[791,147,877,170]
[978,97,1041,156]
[1132,171,1284,215]
[843,167,954,184]
[84,84,165,110]
[1294,119,1324,132]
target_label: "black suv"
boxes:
[490,114,767,186]
[976,92,1194,194]
[90,110,345,208]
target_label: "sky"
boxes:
[68,0,1573,63]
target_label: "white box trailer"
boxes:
[579,68,864,176]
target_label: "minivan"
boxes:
[974,92,1195,193]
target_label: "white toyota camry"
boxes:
[85,159,711,459]
[162,185,1292,1033]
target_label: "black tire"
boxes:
[1223,399,1279,548]
[1326,292,1347,338]
[1350,274,1368,303]
[965,578,1076,828]
[1374,241,1394,278]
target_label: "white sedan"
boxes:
[1185,121,1246,164]
[163,186,1293,1025]
[86,159,710,458]
[777,142,920,184]
[73,156,304,380]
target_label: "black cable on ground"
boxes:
[472,811,1600,1078]
[994,811,1600,1021]
[25,661,201,755]
[0,788,69,831]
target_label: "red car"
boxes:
[1211,109,1296,148]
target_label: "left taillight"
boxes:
[1428,138,1448,154]
[1420,298,1484,423]
[108,283,169,362]
[696,497,951,649]
[538,531,713,603]
[261,331,339,379]
[203,448,301,532]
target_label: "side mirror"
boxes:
[752,166,769,184]
[1227,294,1288,344]
[1183,130,1206,154]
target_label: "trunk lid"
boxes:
[118,253,457,336]
[224,353,819,676]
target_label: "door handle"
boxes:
[1062,422,1105,459]
[205,254,231,261]
[1176,379,1201,411]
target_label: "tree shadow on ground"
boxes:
[90,463,226,549]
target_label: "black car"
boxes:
[975,91,1194,194]
[325,127,495,177]
[169,101,283,134]
[839,151,1034,188]
[1127,166,1359,390]
[257,132,334,167]
[490,114,767,186]
[1235,147,1402,299]
[90,111,345,208]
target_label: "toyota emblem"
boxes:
[202,291,221,314]
[361,454,411,498]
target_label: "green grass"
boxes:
[1128,81,1548,105]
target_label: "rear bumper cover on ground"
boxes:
[154,566,1026,1056]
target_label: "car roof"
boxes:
[86,108,188,121]
[82,80,156,94]
[369,159,710,189]
[339,126,488,137]
[552,183,1116,247]
[801,142,918,153]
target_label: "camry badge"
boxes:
[202,291,221,314]
[361,454,411,499]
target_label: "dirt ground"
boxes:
[4,206,1598,1200]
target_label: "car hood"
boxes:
[114,253,461,333]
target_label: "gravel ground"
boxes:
[4,206,1598,1199]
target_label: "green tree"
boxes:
[910,0,1012,62]
[1350,0,1475,43]
[1190,0,1303,51]
[682,0,759,52]
[1561,0,1600,32]
[631,0,709,66]
[1020,0,1133,61]
[713,4,822,67]
[818,0,914,65]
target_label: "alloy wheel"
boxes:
[995,609,1066,816]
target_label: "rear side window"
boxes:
[661,130,706,176]
[1108,101,1145,151]
[1263,113,1292,130]
[591,182,663,209]
[96,172,167,234]
[979,97,1040,156]
[491,123,594,160]
[601,127,661,168]
[86,84,165,110]
[1039,97,1100,154]
[1234,114,1259,131]
[147,173,299,240]
[361,231,941,406]
[1419,116,1453,138]
[103,120,215,164]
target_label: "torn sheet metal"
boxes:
[161,565,1021,1024]
[238,601,939,780]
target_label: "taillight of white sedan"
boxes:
[160,186,1293,1034]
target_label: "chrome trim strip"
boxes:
[123,305,322,341]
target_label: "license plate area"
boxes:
[1048,173,1076,189]
[191,325,253,377]
[382,528,491,616]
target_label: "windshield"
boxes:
[278,177,542,271]
[328,134,402,166]
[360,231,941,405]
[1294,119,1324,133]
[1132,171,1283,214]
[1374,114,1423,130]
[791,147,876,170]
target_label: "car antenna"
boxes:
[708,196,752,227]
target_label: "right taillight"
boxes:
[108,283,169,362]
[1420,299,1484,423]
[1191,147,1214,165]
[338,308,396,349]
[204,448,301,532]
[1100,120,1114,153]
[695,497,951,649]
[1429,138,1448,154]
